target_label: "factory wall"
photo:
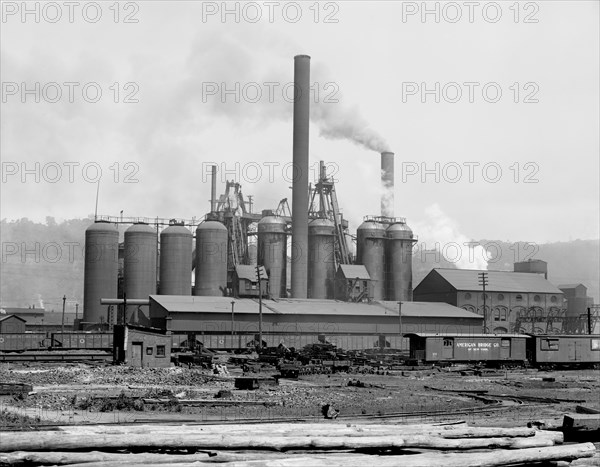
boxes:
[413,275,457,305]
[154,311,482,337]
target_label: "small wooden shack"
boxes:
[233,265,268,298]
[334,265,371,302]
[113,324,171,368]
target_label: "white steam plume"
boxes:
[413,204,488,270]
[311,102,389,153]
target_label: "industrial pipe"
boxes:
[291,54,311,299]
[381,152,394,217]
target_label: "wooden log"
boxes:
[0,431,560,452]
[0,450,297,465]
[58,421,465,434]
[58,423,538,439]
[563,413,600,431]
[35,443,599,467]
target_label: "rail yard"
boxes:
[2,18,599,465]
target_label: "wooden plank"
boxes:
[575,405,600,415]
[563,414,600,431]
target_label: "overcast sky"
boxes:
[2,1,599,247]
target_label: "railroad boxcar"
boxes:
[0,333,47,352]
[405,333,529,366]
[528,334,600,369]
[50,332,113,350]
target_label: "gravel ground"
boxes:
[1,362,598,428]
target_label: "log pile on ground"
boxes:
[0,421,596,466]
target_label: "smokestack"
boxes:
[291,54,310,299]
[381,152,394,217]
[210,165,217,212]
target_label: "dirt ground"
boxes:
[1,361,599,429]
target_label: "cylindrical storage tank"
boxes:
[386,222,415,301]
[258,216,287,298]
[124,223,157,301]
[308,219,336,299]
[83,221,119,327]
[356,221,386,300]
[247,242,258,265]
[194,221,228,296]
[159,224,193,295]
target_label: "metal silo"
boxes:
[247,242,258,265]
[159,223,192,295]
[194,221,228,296]
[357,220,386,300]
[83,221,119,327]
[386,222,415,301]
[258,216,287,298]
[124,223,157,300]
[308,219,336,299]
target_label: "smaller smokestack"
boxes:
[381,152,394,217]
[210,165,217,212]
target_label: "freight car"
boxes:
[405,333,529,367]
[50,332,113,350]
[527,334,600,369]
[0,333,46,352]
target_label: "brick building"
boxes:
[414,269,565,334]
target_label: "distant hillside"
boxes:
[0,217,93,309]
[1,218,598,306]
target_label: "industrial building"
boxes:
[147,295,483,350]
[413,268,565,334]
[79,54,423,340]
[0,315,26,334]
[77,54,592,347]
[113,324,172,368]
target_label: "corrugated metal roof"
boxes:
[0,314,26,323]
[433,269,563,294]
[235,265,267,281]
[338,265,371,280]
[150,296,483,320]
[24,313,78,326]
[377,301,484,319]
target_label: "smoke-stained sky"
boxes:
[1,1,599,246]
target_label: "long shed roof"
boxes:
[150,296,483,320]
[431,269,563,294]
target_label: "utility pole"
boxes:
[61,295,66,336]
[231,301,235,336]
[478,272,489,333]
[256,264,263,351]
[398,301,403,352]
